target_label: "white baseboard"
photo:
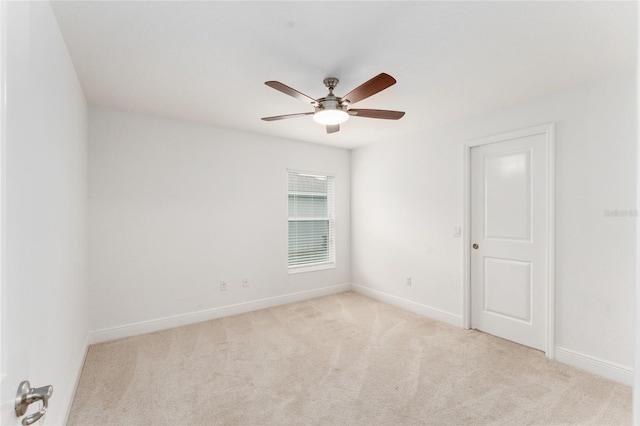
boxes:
[88,283,351,344]
[351,284,463,328]
[554,346,633,386]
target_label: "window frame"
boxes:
[287,169,336,274]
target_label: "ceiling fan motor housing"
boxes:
[315,96,347,113]
[313,96,349,125]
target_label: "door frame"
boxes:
[462,123,556,358]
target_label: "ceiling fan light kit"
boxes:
[313,109,349,125]
[262,73,405,134]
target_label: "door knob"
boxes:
[15,380,53,426]
[473,243,479,249]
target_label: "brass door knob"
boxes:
[472,243,479,249]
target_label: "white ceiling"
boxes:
[51,1,637,149]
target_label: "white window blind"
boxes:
[288,171,335,270]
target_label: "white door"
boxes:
[1,3,43,425]
[470,126,553,352]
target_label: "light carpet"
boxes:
[68,291,632,425]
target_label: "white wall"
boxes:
[88,107,351,340]
[2,1,88,424]
[351,71,636,383]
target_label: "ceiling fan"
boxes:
[261,73,405,134]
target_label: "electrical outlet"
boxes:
[242,278,249,288]
[220,280,227,291]
[406,276,412,286]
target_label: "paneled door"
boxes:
[470,125,553,352]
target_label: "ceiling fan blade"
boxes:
[265,81,317,104]
[326,124,340,134]
[342,73,397,105]
[349,109,405,120]
[261,112,314,121]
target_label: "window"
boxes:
[288,171,335,273]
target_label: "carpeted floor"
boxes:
[68,291,632,425]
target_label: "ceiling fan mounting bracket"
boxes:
[323,77,339,91]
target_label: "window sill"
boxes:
[288,262,335,274]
